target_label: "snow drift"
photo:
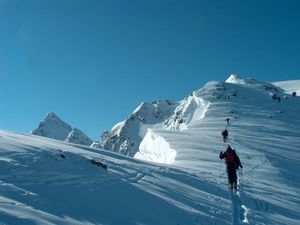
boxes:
[135,129,176,164]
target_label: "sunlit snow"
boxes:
[1,75,299,225]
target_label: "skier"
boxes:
[221,129,229,142]
[219,144,243,190]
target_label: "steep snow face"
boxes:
[99,100,178,156]
[65,128,93,146]
[31,112,72,141]
[164,94,209,131]
[31,112,93,146]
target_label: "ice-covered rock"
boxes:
[99,100,178,156]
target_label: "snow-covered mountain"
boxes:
[31,112,93,146]
[31,112,72,141]
[100,74,291,158]
[1,75,299,225]
[65,128,93,146]
[136,74,299,165]
[98,99,178,156]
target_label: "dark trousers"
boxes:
[227,164,237,188]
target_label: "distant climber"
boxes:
[292,92,296,97]
[219,145,243,190]
[277,97,281,102]
[221,129,229,142]
[225,117,231,126]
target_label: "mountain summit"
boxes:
[31,112,93,146]
[31,112,72,141]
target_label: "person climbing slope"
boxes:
[219,144,243,190]
[225,117,231,126]
[221,129,229,142]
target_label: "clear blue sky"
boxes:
[1,0,299,140]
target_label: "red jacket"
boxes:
[219,147,242,169]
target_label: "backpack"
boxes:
[226,150,235,164]
[226,149,242,169]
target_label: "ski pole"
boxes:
[219,159,221,177]
[238,169,244,185]
[241,169,244,184]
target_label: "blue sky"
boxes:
[1,0,299,140]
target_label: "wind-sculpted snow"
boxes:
[164,95,210,131]
[135,129,176,164]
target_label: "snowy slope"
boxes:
[136,75,300,224]
[0,130,236,225]
[1,75,299,225]
[31,112,93,146]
